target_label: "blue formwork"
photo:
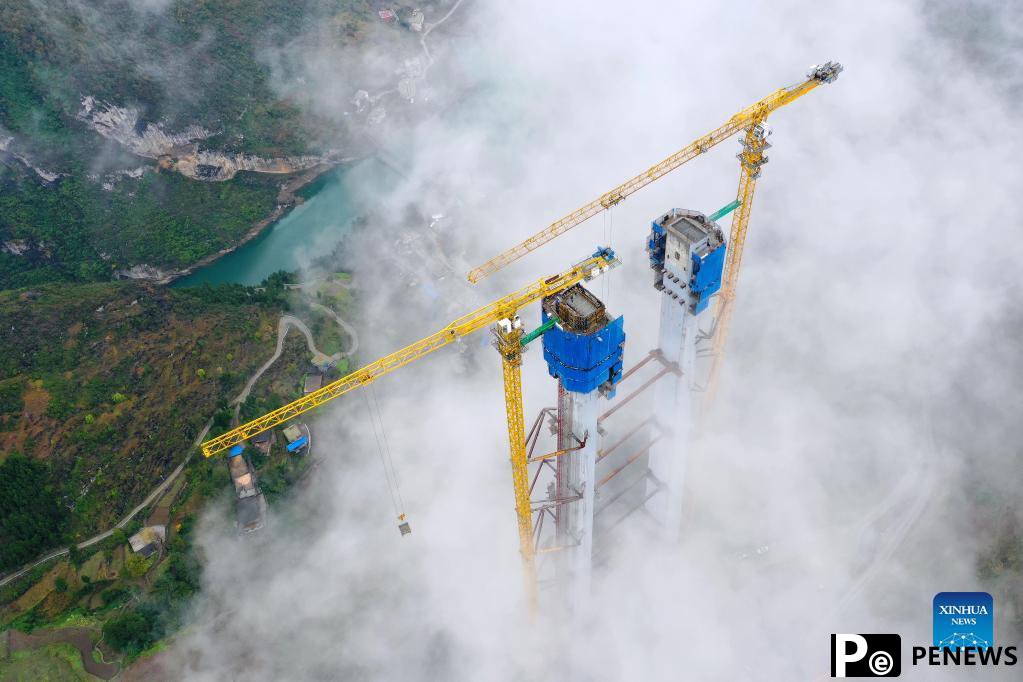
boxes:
[647,209,726,315]
[229,444,245,457]
[691,242,726,314]
[647,221,666,269]
[541,309,626,397]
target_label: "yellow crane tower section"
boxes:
[466,61,842,284]
[201,247,620,611]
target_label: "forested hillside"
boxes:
[0,0,403,288]
[0,277,294,551]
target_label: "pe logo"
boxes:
[831,634,901,677]
[933,592,993,650]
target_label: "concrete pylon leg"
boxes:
[556,384,599,608]
[642,207,727,543]
[646,292,697,542]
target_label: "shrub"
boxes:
[0,455,68,571]
[102,607,157,655]
[124,553,152,578]
[100,585,129,606]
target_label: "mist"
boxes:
[161,1,1023,679]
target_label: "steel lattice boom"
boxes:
[466,61,842,284]
[200,247,618,611]
[201,248,619,457]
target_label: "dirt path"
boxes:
[0,422,212,589]
[6,627,118,679]
[232,314,339,423]
[1,301,358,588]
[420,0,466,76]
[309,301,359,356]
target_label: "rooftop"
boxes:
[283,425,303,443]
[543,284,608,335]
[304,374,324,394]
[128,525,166,554]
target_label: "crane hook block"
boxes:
[398,514,412,536]
[808,61,843,84]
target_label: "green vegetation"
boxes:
[978,516,1023,637]
[103,608,156,658]
[0,0,381,668]
[0,559,59,607]
[0,168,281,289]
[0,0,389,287]
[102,515,202,659]
[123,554,153,579]
[258,449,312,503]
[0,455,68,571]
[0,642,93,681]
[0,278,285,538]
[0,275,357,665]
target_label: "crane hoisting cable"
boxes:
[200,247,620,611]
[363,386,409,535]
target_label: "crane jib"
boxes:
[466,61,841,284]
[200,251,618,457]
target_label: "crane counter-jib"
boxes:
[200,248,620,458]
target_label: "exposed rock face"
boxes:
[2,240,30,256]
[77,96,330,182]
[78,96,214,158]
[114,263,183,282]
[174,150,324,181]
[1,134,65,183]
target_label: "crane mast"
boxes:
[201,250,617,457]
[704,123,768,400]
[494,321,536,608]
[200,248,620,610]
[196,61,842,613]
[466,62,842,284]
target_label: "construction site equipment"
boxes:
[643,206,730,538]
[706,199,742,223]
[201,247,621,609]
[647,208,727,315]
[520,315,560,347]
[539,283,626,604]
[466,61,842,284]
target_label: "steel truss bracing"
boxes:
[201,250,618,457]
[467,62,843,284]
[494,322,538,611]
[200,249,620,611]
[705,122,770,402]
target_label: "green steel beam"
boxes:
[520,316,559,346]
[707,199,742,222]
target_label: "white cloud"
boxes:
[164,1,1023,679]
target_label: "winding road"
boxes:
[0,303,357,589]
[233,308,358,422]
[0,422,212,588]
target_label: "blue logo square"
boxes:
[933,592,993,649]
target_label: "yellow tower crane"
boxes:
[201,247,620,611]
[466,62,842,396]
